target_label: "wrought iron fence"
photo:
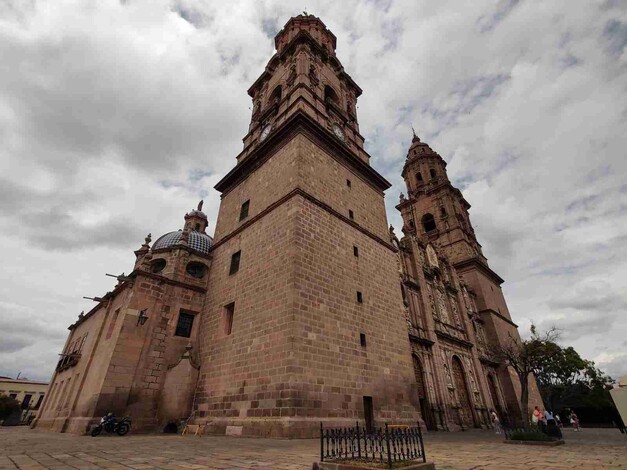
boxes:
[320,422,426,469]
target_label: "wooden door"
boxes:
[452,356,474,427]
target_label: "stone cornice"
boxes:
[478,308,518,328]
[210,187,397,253]
[215,111,391,195]
[453,257,505,285]
[434,329,474,349]
[408,333,435,347]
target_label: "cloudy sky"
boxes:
[0,0,626,382]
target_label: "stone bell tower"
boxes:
[397,132,541,419]
[193,15,421,438]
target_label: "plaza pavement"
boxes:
[0,426,625,469]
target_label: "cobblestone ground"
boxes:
[0,427,625,469]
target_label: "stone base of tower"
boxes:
[192,416,425,439]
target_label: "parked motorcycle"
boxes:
[90,413,131,436]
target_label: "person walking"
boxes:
[532,406,544,430]
[570,412,581,431]
[490,409,502,434]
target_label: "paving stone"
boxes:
[2,427,627,469]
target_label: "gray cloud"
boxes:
[0,0,625,382]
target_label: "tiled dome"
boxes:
[152,230,213,255]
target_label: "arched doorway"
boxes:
[487,374,502,415]
[412,355,434,430]
[451,356,474,427]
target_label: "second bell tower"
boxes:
[397,132,542,419]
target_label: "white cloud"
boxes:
[0,0,625,381]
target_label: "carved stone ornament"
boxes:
[441,349,454,389]
[309,63,319,87]
[427,284,439,320]
[399,192,406,203]
[449,295,462,327]
[426,244,439,268]
[436,288,450,324]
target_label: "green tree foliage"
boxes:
[493,324,614,427]
[533,341,613,414]
[0,395,20,421]
[491,325,561,428]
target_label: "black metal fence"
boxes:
[320,422,426,468]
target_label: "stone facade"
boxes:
[34,14,540,437]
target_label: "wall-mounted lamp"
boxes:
[137,309,149,326]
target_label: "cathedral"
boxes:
[34,15,540,437]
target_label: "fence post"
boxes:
[356,421,361,459]
[320,422,324,462]
[417,421,426,463]
[385,423,392,469]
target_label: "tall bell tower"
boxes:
[194,15,421,438]
[397,132,541,418]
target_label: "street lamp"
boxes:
[137,309,149,326]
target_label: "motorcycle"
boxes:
[90,413,131,436]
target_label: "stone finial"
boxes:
[399,192,406,203]
[78,311,84,319]
[389,224,399,243]
[411,126,420,143]
[197,200,204,211]
[145,233,152,245]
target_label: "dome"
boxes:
[152,230,213,255]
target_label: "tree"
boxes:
[0,395,20,421]
[534,344,613,412]
[491,325,561,428]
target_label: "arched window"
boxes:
[440,207,447,217]
[416,172,423,183]
[324,85,339,105]
[150,258,166,274]
[422,213,436,233]
[186,261,207,279]
[429,168,437,179]
[270,85,282,105]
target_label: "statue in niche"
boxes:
[436,288,450,323]
[450,296,462,327]
[426,244,439,268]
[427,284,439,320]
[441,350,454,389]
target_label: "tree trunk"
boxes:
[519,372,530,429]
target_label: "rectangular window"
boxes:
[229,251,241,275]
[357,291,363,303]
[353,246,359,257]
[175,312,195,338]
[360,333,367,347]
[223,303,235,336]
[239,200,250,221]
[346,179,351,188]
[349,210,354,220]
[34,395,44,410]
[21,394,32,409]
